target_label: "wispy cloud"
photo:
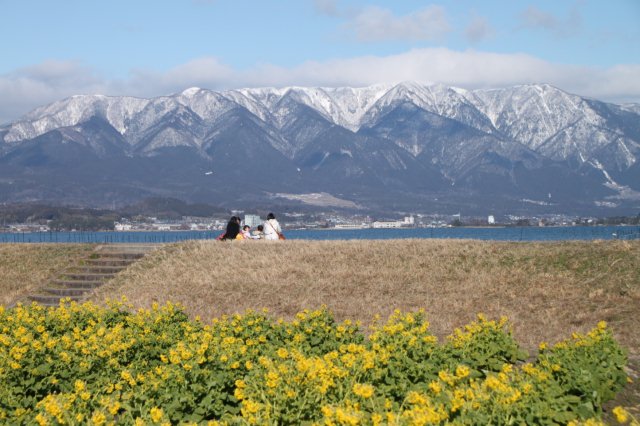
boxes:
[344,5,451,42]
[313,0,339,17]
[519,2,583,38]
[465,15,494,43]
[2,49,640,124]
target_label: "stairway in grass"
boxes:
[28,244,159,307]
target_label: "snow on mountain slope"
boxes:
[232,84,391,131]
[360,82,496,134]
[2,82,639,175]
[4,95,149,143]
[466,84,601,150]
[621,103,640,115]
[176,88,240,123]
[464,84,640,168]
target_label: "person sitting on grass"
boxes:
[263,213,283,241]
[221,216,241,240]
[251,225,265,239]
[242,225,261,240]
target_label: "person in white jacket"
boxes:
[263,213,283,240]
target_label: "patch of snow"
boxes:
[272,192,360,208]
[589,159,621,189]
[522,198,553,206]
[595,201,618,208]
[181,87,201,97]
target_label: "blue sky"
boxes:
[1,0,639,123]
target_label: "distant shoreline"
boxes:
[1,224,639,243]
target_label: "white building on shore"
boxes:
[114,222,132,231]
[244,214,262,228]
[334,223,370,229]
[371,216,415,229]
[372,221,403,229]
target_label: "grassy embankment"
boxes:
[2,239,638,352]
[93,238,640,415]
[89,239,640,355]
[3,239,640,413]
[0,244,94,307]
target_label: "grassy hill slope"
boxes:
[91,239,640,354]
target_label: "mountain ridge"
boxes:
[1,82,639,215]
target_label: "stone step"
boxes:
[61,273,116,281]
[91,252,146,260]
[67,266,127,274]
[43,287,91,297]
[51,280,106,289]
[28,294,85,306]
[84,259,136,267]
[97,245,158,254]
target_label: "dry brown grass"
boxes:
[92,239,640,356]
[0,244,94,306]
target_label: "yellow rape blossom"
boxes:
[109,402,121,416]
[428,381,442,395]
[613,406,629,423]
[456,365,470,378]
[150,407,163,423]
[74,380,86,393]
[34,413,47,426]
[91,411,107,426]
[352,383,374,399]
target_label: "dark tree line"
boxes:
[0,198,228,231]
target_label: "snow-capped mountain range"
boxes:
[1,82,639,214]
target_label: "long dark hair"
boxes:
[267,213,276,220]
[222,216,241,240]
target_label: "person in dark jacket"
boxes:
[221,216,241,240]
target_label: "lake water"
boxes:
[1,225,639,243]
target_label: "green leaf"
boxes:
[553,411,577,422]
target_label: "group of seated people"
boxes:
[218,213,284,241]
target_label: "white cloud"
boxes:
[257,49,559,89]
[345,5,450,42]
[126,57,236,96]
[579,64,640,104]
[0,61,110,125]
[2,49,640,124]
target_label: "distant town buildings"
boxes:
[112,218,226,232]
[4,209,626,234]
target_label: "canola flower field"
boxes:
[0,300,636,425]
